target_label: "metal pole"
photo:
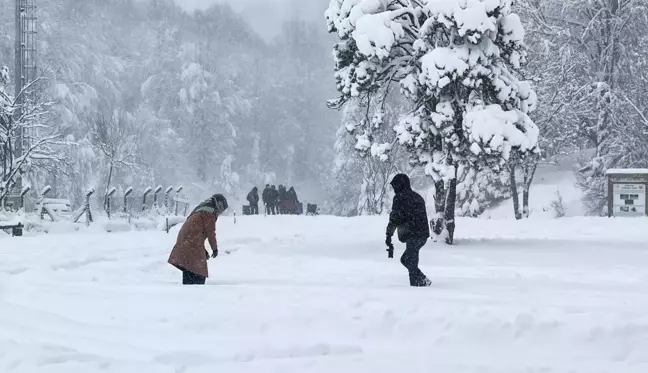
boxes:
[14,0,23,191]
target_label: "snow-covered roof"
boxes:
[606,168,648,175]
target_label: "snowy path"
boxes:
[2,216,648,372]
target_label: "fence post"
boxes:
[153,185,163,209]
[85,189,95,226]
[175,185,184,215]
[123,187,133,214]
[142,187,152,213]
[39,186,52,220]
[164,186,174,213]
[106,187,117,219]
[20,185,31,211]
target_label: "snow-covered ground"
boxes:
[2,215,648,372]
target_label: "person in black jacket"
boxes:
[268,185,279,215]
[247,187,260,215]
[286,187,298,214]
[385,174,431,287]
[262,184,271,215]
[278,185,287,214]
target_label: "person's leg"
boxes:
[184,270,206,285]
[401,238,428,286]
[182,269,191,285]
[192,272,206,285]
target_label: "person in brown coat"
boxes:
[168,194,229,285]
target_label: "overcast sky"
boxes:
[175,0,324,40]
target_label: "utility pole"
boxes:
[13,0,38,196]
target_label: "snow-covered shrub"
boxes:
[550,189,566,218]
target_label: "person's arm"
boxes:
[204,214,218,257]
[386,196,402,239]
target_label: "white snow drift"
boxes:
[2,215,648,372]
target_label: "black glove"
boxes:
[205,250,210,260]
[385,236,394,259]
[211,245,219,258]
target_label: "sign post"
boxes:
[607,169,648,217]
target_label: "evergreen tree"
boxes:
[326,0,539,242]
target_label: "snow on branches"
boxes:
[326,0,539,180]
[0,72,65,205]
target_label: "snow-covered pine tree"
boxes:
[456,165,511,217]
[326,0,539,243]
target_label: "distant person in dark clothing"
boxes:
[247,187,260,215]
[286,187,298,214]
[385,174,431,287]
[262,184,271,215]
[278,185,287,214]
[268,185,279,215]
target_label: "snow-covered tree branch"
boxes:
[0,70,65,206]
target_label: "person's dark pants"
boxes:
[401,237,428,286]
[269,204,276,215]
[182,269,206,285]
[250,203,259,215]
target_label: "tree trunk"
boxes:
[431,179,445,236]
[444,174,457,245]
[103,163,114,212]
[522,161,538,219]
[509,164,522,220]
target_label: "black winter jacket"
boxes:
[262,187,270,204]
[386,174,429,242]
[247,189,259,205]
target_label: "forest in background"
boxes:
[0,0,338,210]
[1,0,648,218]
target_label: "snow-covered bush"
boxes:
[550,189,566,218]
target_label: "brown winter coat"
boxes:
[168,212,217,278]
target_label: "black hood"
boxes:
[390,174,411,194]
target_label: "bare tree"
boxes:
[0,71,64,207]
[89,109,139,212]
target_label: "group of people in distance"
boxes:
[246,184,300,215]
